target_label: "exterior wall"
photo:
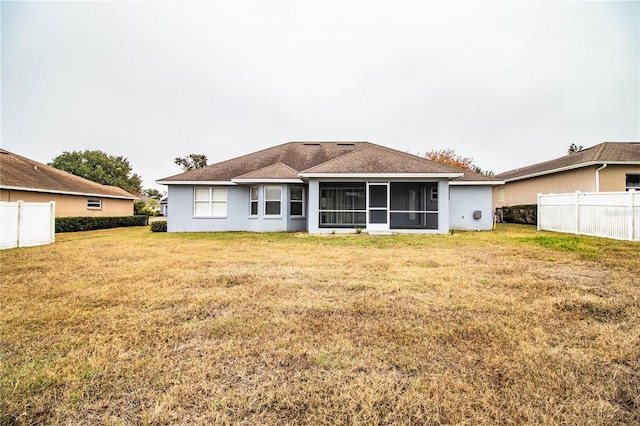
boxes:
[449,185,494,231]
[493,167,597,209]
[0,189,133,217]
[167,184,307,232]
[598,165,640,192]
[493,165,640,209]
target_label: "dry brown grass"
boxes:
[1,224,638,425]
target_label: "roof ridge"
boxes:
[592,142,608,161]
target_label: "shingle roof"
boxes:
[158,141,499,183]
[497,142,640,181]
[302,144,462,175]
[233,162,301,181]
[0,149,137,199]
[159,142,372,182]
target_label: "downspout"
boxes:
[595,163,607,192]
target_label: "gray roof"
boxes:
[497,142,640,181]
[158,141,499,183]
[0,149,136,199]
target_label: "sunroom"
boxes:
[306,179,452,234]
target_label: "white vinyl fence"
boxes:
[538,191,640,241]
[0,201,56,249]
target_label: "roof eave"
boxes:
[156,180,237,186]
[450,180,505,186]
[0,185,137,200]
[231,178,304,184]
[299,172,464,179]
[500,160,640,182]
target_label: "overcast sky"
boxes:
[2,0,639,192]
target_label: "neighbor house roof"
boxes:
[497,142,640,182]
[0,149,137,199]
[157,141,501,184]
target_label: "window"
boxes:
[626,174,640,191]
[430,187,438,201]
[87,199,102,209]
[290,186,304,217]
[264,186,282,216]
[319,184,366,227]
[194,187,227,217]
[498,187,506,202]
[250,186,259,216]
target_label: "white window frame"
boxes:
[87,199,102,209]
[264,185,282,217]
[193,187,227,217]
[249,186,259,217]
[430,187,438,201]
[290,186,305,218]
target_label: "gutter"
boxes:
[0,185,137,200]
[595,163,607,192]
[500,161,640,182]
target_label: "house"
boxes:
[160,195,168,216]
[156,141,502,234]
[0,149,137,217]
[494,142,640,209]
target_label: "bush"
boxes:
[55,215,149,233]
[495,205,537,225]
[150,221,167,233]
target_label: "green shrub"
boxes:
[55,215,148,233]
[150,221,168,233]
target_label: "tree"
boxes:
[174,154,208,172]
[424,148,494,177]
[567,143,584,154]
[49,150,143,194]
[424,148,475,170]
[142,188,165,200]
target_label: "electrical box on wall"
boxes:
[473,210,482,220]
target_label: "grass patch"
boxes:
[522,234,601,259]
[1,224,638,424]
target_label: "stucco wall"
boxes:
[493,165,640,209]
[449,185,494,231]
[0,189,133,217]
[167,184,307,232]
[598,165,640,191]
[493,167,596,209]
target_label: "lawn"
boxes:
[1,224,638,425]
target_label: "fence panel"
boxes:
[537,193,577,234]
[538,191,638,241]
[0,201,55,249]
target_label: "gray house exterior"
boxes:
[157,142,501,234]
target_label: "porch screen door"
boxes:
[367,183,389,232]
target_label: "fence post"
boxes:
[629,190,636,241]
[537,193,541,231]
[50,201,56,243]
[574,191,580,235]
[16,200,23,248]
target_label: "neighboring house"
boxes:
[494,142,640,209]
[137,194,161,215]
[160,195,168,216]
[0,149,137,217]
[156,141,502,234]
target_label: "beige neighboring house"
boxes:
[494,142,640,209]
[0,149,137,217]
